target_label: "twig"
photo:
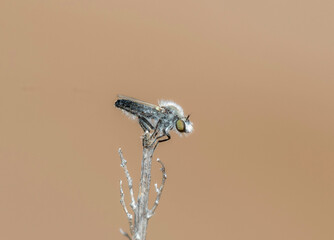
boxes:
[119,149,137,211]
[119,133,168,240]
[120,180,134,235]
[119,149,137,236]
[120,228,132,240]
[147,158,167,219]
[133,141,154,240]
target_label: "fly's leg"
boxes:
[141,117,160,147]
[153,130,171,151]
[138,120,148,132]
[141,117,154,130]
[147,119,171,150]
[139,117,154,132]
[150,119,162,139]
[157,131,171,144]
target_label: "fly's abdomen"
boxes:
[115,99,161,120]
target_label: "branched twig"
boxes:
[120,180,134,235]
[119,148,137,211]
[119,133,168,239]
[147,158,167,219]
[120,228,132,240]
[119,148,137,237]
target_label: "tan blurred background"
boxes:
[1,0,333,239]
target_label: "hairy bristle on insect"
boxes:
[158,100,185,116]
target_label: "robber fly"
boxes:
[115,95,193,146]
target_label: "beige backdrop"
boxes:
[1,1,333,239]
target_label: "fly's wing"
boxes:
[115,95,164,120]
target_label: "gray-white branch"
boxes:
[119,148,137,211]
[120,180,134,236]
[147,158,167,219]
[118,134,168,240]
[119,148,137,237]
[119,228,132,240]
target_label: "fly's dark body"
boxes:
[115,95,193,147]
[115,99,163,121]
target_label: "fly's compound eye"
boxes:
[176,119,186,132]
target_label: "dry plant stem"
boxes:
[119,149,136,236]
[133,142,154,240]
[119,133,167,240]
[119,229,131,240]
[119,149,137,212]
[147,159,167,219]
[120,180,134,235]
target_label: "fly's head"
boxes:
[175,114,193,134]
[159,100,193,135]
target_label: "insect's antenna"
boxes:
[186,114,191,120]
